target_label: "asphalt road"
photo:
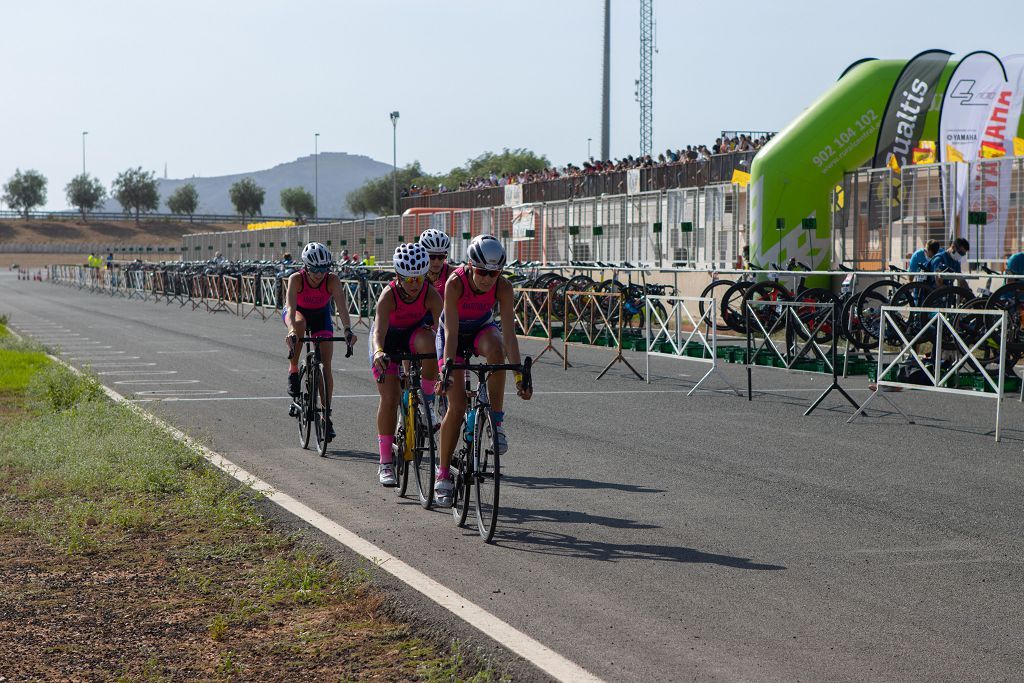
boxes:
[4,271,1024,682]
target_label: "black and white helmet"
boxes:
[393,242,429,277]
[418,228,451,255]
[301,242,332,270]
[467,234,506,271]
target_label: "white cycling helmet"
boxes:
[393,242,429,277]
[418,228,451,255]
[301,242,332,270]
[467,234,506,271]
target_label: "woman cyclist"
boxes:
[434,234,532,507]
[284,242,357,440]
[419,228,453,297]
[370,243,443,487]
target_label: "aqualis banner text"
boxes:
[872,49,952,169]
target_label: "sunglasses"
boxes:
[429,254,447,261]
[474,268,501,279]
[307,266,331,273]
[402,275,424,284]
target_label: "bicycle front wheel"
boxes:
[474,411,501,543]
[297,365,311,449]
[413,395,437,509]
[395,400,411,497]
[311,364,329,457]
[452,444,471,527]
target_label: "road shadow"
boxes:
[503,475,665,494]
[494,526,784,570]
[322,448,378,462]
[499,506,660,530]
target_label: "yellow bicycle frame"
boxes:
[403,393,416,462]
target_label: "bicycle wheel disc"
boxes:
[396,401,410,497]
[297,365,311,449]
[474,411,501,543]
[311,364,328,456]
[414,396,437,509]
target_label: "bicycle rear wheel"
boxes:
[474,410,501,543]
[311,364,329,457]
[413,395,437,509]
[700,279,737,331]
[297,365,311,449]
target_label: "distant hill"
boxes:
[101,152,392,218]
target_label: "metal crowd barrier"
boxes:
[336,279,370,331]
[511,288,562,361]
[848,306,1017,442]
[561,290,642,380]
[744,300,860,416]
[644,295,738,395]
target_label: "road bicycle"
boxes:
[287,335,353,457]
[376,351,440,508]
[440,355,533,543]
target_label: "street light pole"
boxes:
[82,131,88,175]
[390,111,400,216]
[588,137,592,160]
[314,132,320,222]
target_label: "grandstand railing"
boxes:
[0,209,348,225]
[399,152,756,211]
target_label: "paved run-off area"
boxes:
[3,270,1024,682]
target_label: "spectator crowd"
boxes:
[402,133,774,198]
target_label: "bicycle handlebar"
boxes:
[373,351,439,384]
[287,334,355,360]
[440,356,533,393]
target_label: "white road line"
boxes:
[69,355,137,360]
[18,328,602,682]
[96,370,178,376]
[113,379,199,385]
[86,362,158,368]
[59,371,601,681]
[133,389,228,396]
[155,349,222,354]
[130,394,377,403]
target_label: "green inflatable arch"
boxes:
[749,57,956,274]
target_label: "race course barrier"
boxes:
[848,306,1013,442]
[745,299,860,416]
[512,287,563,362]
[644,295,739,395]
[562,290,643,381]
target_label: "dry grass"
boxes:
[0,327,508,682]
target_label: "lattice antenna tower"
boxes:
[637,0,654,155]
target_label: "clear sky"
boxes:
[2,0,1021,210]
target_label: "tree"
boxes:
[167,183,199,221]
[230,177,265,220]
[280,186,316,222]
[2,169,48,219]
[343,149,550,218]
[111,167,160,223]
[64,173,106,221]
[345,162,430,217]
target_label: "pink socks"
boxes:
[421,378,436,405]
[378,434,394,464]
